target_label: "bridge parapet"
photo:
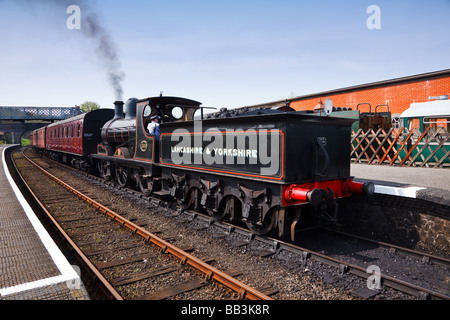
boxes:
[0,106,82,121]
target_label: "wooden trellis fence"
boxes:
[351,127,450,168]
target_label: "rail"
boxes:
[12,149,123,300]
[18,150,272,301]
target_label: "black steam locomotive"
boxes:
[31,96,373,240]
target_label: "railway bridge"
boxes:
[0,106,82,144]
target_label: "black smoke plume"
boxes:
[81,10,125,101]
[19,0,126,100]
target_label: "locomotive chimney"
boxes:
[113,100,124,119]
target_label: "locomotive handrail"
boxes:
[315,139,330,177]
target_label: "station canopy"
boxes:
[400,100,450,119]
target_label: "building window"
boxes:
[391,114,400,129]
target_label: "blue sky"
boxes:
[0,0,449,111]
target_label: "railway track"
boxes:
[12,147,450,300]
[12,148,272,300]
[174,215,450,300]
[278,230,449,300]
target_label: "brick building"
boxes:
[248,69,450,121]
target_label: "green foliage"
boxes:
[0,132,12,144]
[80,101,101,113]
[21,138,31,146]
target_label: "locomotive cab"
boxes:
[135,96,202,161]
[140,96,203,126]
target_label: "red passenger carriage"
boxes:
[46,115,84,155]
[32,109,114,170]
[30,126,46,150]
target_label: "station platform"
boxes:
[0,145,89,300]
[351,163,450,207]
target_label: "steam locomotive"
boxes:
[30,96,374,241]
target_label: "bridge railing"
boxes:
[0,106,82,121]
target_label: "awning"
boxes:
[400,100,450,118]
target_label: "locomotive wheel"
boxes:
[115,165,130,187]
[137,170,153,196]
[244,207,276,236]
[208,196,240,223]
[98,161,112,181]
[184,187,202,211]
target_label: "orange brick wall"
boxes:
[290,75,450,116]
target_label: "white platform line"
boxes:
[374,184,426,198]
[0,146,80,297]
[0,274,80,296]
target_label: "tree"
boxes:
[80,101,101,113]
